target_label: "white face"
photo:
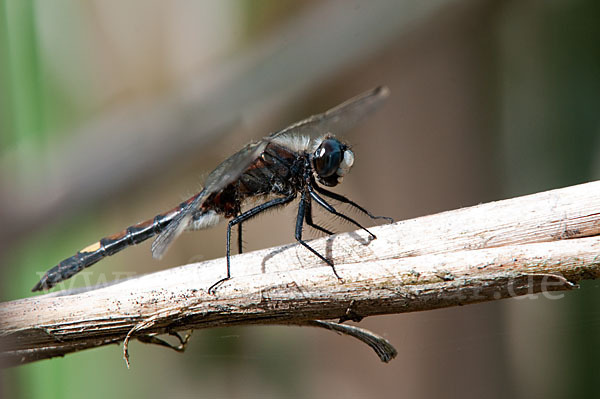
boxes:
[337,149,354,179]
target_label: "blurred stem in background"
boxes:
[2,0,44,150]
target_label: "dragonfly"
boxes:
[33,86,393,293]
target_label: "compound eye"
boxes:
[314,139,343,178]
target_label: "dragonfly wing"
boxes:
[151,197,200,259]
[268,86,389,141]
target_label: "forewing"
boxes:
[268,86,389,141]
[151,140,268,259]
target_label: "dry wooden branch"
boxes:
[2,181,600,367]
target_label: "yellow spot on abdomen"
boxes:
[81,241,101,253]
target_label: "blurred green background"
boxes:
[1,0,600,398]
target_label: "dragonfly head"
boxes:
[311,136,354,187]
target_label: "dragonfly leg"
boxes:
[304,197,334,235]
[237,222,243,254]
[296,190,341,279]
[312,181,394,223]
[307,185,377,240]
[208,193,297,294]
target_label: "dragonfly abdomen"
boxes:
[31,209,180,291]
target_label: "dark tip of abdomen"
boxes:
[31,281,44,292]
